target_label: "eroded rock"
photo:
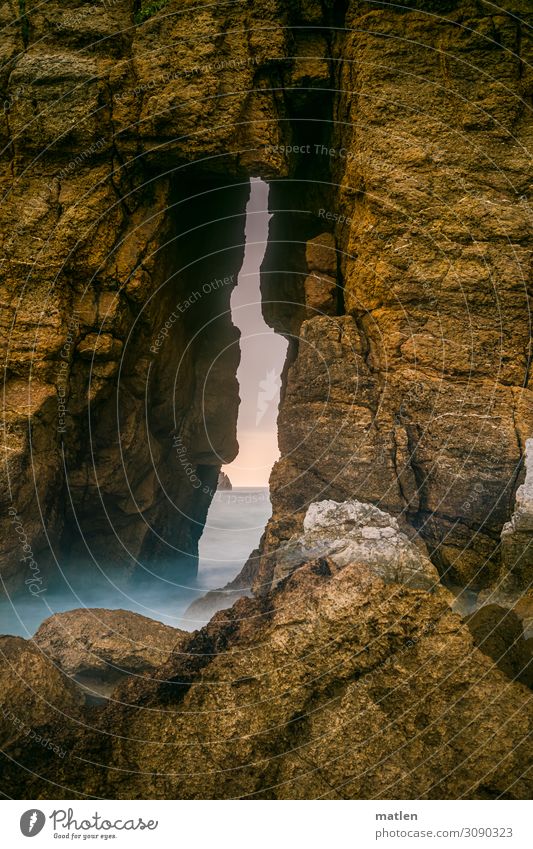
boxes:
[273,499,441,591]
[465,604,532,689]
[33,608,187,691]
[6,559,528,799]
[0,636,83,757]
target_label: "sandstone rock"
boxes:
[273,499,442,591]
[1,0,532,803]
[33,609,186,687]
[0,636,83,755]
[477,587,533,640]
[257,1,533,593]
[303,232,338,317]
[304,273,337,317]
[0,0,295,592]
[76,333,123,362]
[465,604,532,690]
[7,559,529,800]
[305,232,337,276]
[1,0,531,601]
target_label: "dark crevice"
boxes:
[17,0,30,49]
[59,176,250,582]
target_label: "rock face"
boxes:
[259,1,533,593]
[33,608,186,690]
[272,499,441,591]
[0,0,294,592]
[304,232,338,318]
[1,0,532,803]
[0,636,83,764]
[465,604,532,689]
[0,0,531,599]
[3,560,532,799]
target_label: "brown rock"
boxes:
[255,1,533,594]
[304,273,337,317]
[305,232,337,276]
[76,333,123,361]
[19,561,530,800]
[2,0,532,601]
[0,636,83,754]
[33,608,186,684]
[0,0,532,803]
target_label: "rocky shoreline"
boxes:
[1,497,531,798]
[0,0,531,800]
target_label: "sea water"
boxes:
[0,488,271,637]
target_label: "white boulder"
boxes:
[274,499,441,590]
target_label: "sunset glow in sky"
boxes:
[222,179,288,487]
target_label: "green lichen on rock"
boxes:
[134,0,171,24]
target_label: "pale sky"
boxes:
[222,179,288,487]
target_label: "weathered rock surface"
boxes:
[4,559,531,799]
[0,0,298,592]
[258,0,533,593]
[273,499,441,591]
[0,636,83,761]
[0,0,531,600]
[304,232,338,317]
[33,608,187,685]
[465,604,532,689]
[0,0,532,803]
[1,0,530,598]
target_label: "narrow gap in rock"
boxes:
[184,179,288,625]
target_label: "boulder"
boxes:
[33,609,187,696]
[273,499,442,591]
[0,636,83,756]
[31,560,533,800]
